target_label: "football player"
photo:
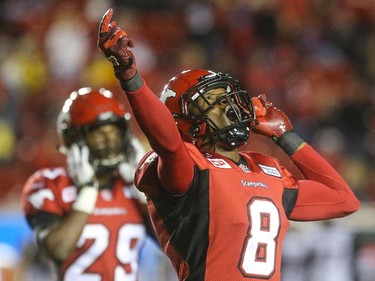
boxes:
[21,87,150,281]
[97,8,360,281]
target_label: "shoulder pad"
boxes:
[134,150,159,194]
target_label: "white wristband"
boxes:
[72,186,99,214]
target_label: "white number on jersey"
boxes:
[64,223,146,281]
[239,198,280,278]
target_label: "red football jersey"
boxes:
[135,143,298,281]
[21,167,146,281]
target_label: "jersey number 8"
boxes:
[238,198,281,278]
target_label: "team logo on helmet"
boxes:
[160,88,177,104]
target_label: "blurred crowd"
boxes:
[1,0,375,208]
[1,0,375,280]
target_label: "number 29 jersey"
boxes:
[21,167,146,281]
[135,142,299,281]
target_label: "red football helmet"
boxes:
[160,69,254,149]
[57,87,133,168]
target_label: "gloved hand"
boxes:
[98,8,140,89]
[251,94,293,141]
[67,144,99,214]
[118,138,145,183]
[67,144,98,188]
[251,94,305,155]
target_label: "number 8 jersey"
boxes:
[21,167,147,281]
[135,142,299,281]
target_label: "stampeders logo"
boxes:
[240,180,268,189]
[93,207,127,216]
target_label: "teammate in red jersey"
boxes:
[97,8,360,281]
[21,87,151,281]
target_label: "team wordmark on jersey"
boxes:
[207,158,232,169]
[258,164,282,178]
[93,207,127,216]
[240,180,268,189]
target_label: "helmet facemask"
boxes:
[183,73,254,150]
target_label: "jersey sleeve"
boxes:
[134,150,160,196]
[134,148,197,198]
[126,83,194,194]
[288,144,360,220]
[21,168,70,230]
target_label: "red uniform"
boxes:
[96,12,359,280]
[124,82,359,281]
[21,167,146,281]
[136,143,298,281]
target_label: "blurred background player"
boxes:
[20,87,152,281]
[97,8,360,281]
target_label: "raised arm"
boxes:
[289,144,360,220]
[97,9,194,194]
[251,94,360,220]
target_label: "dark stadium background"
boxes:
[0,0,374,280]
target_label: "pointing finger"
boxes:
[99,8,113,33]
[103,28,127,49]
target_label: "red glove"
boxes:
[251,94,293,141]
[98,8,137,82]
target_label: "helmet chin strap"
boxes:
[211,124,250,150]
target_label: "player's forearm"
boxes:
[42,184,99,262]
[291,144,350,190]
[276,128,360,214]
[291,144,360,216]
[290,179,360,220]
[41,211,89,262]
